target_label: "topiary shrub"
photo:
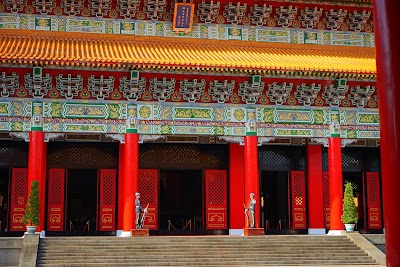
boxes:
[23,181,40,226]
[341,182,358,224]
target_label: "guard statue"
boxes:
[135,192,143,229]
[244,192,256,228]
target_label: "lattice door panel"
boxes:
[366,172,382,229]
[47,169,66,231]
[205,170,227,230]
[322,171,330,228]
[99,169,116,231]
[10,168,28,231]
[291,171,307,229]
[138,169,159,230]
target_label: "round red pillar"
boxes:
[123,133,139,232]
[373,1,400,265]
[328,137,343,231]
[118,143,125,231]
[244,136,260,228]
[28,131,46,232]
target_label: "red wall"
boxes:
[229,144,245,229]
[306,145,324,229]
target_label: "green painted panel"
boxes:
[358,112,379,124]
[64,103,107,119]
[174,107,213,120]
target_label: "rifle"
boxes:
[243,203,250,227]
[139,203,150,228]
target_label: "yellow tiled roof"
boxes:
[0,30,376,74]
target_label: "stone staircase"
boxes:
[36,235,379,266]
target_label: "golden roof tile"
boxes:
[0,29,376,74]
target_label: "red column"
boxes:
[28,131,46,232]
[229,144,245,231]
[328,137,343,231]
[373,1,400,265]
[244,136,260,228]
[306,145,324,232]
[123,133,139,232]
[118,143,125,231]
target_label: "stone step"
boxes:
[36,236,377,266]
[36,259,377,266]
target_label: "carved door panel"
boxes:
[204,170,227,230]
[291,171,307,229]
[322,171,330,229]
[98,169,116,231]
[47,169,66,231]
[138,169,159,230]
[365,172,382,229]
[9,168,28,231]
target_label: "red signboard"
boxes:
[99,169,116,231]
[366,172,382,229]
[10,168,28,231]
[291,171,307,229]
[47,169,66,231]
[138,169,159,230]
[205,170,227,230]
[322,171,330,229]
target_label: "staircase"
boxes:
[36,235,379,266]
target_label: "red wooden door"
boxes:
[47,169,66,231]
[322,171,330,228]
[9,168,28,231]
[205,170,227,230]
[365,172,382,229]
[291,171,307,229]
[98,169,116,231]
[138,169,159,230]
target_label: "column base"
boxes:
[229,229,244,235]
[119,231,132,237]
[327,230,346,235]
[244,228,264,236]
[131,228,149,237]
[308,228,326,235]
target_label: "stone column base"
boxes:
[244,228,264,236]
[131,228,149,237]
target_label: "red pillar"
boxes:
[28,131,46,232]
[118,143,125,231]
[244,136,260,228]
[373,1,400,265]
[123,133,139,232]
[328,137,343,231]
[229,144,245,231]
[306,145,324,233]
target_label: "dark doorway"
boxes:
[159,170,203,230]
[343,172,364,230]
[262,171,289,230]
[0,169,9,232]
[67,169,97,232]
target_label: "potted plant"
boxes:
[23,181,40,234]
[341,182,358,232]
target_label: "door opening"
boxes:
[262,171,289,230]
[67,169,97,232]
[159,170,203,230]
[0,169,9,232]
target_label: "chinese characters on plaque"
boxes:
[172,3,195,34]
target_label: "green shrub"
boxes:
[341,182,358,224]
[23,181,40,226]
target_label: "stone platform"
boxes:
[244,228,264,236]
[131,229,149,237]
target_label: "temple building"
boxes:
[0,0,381,237]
